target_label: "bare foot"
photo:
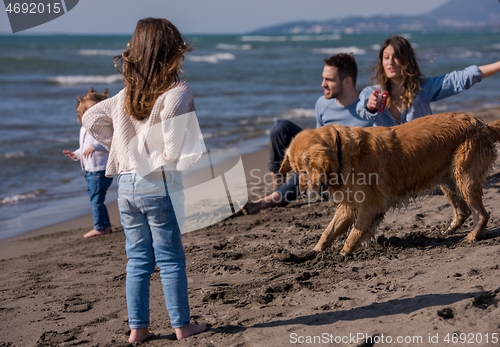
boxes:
[83,229,108,238]
[129,328,154,343]
[237,201,262,215]
[175,324,207,340]
[237,192,285,215]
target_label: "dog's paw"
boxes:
[340,250,354,258]
[462,235,479,243]
[441,229,451,236]
[442,227,458,236]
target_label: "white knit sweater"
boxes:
[82,83,205,177]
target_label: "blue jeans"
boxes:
[85,170,113,231]
[268,120,302,203]
[117,171,190,329]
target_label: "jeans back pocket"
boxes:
[117,198,136,227]
[140,196,170,227]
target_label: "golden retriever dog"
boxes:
[280,113,500,257]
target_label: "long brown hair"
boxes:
[76,87,108,123]
[114,18,193,121]
[371,36,425,110]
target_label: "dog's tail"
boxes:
[488,119,500,142]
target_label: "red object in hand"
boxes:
[371,90,389,112]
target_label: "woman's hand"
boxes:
[163,149,176,162]
[366,90,383,113]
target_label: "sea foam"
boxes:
[186,53,236,64]
[49,75,123,85]
[216,43,252,50]
[1,190,43,206]
[78,49,123,56]
[313,46,367,55]
[254,108,316,125]
[1,151,24,159]
[241,36,288,42]
[290,34,341,41]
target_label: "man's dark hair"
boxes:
[324,53,358,86]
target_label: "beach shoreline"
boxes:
[0,147,271,258]
[2,106,500,346]
[0,142,271,242]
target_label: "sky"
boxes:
[0,0,451,35]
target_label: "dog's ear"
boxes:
[306,149,329,178]
[279,150,293,174]
[299,151,310,169]
[310,154,326,172]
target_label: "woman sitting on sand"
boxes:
[356,35,500,126]
[82,18,206,343]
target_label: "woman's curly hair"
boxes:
[371,36,426,110]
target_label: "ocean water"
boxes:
[1,31,500,239]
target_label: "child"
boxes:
[63,88,113,238]
[82,18,206,342]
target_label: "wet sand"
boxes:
[1,108,500,346]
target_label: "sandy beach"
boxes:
[2,107,500,347]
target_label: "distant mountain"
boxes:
[250,0,500,34]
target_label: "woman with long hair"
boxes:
[357,35,500,126]
[83,18,206,343]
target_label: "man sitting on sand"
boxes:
[241,53,373,214]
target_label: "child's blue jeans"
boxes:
[85,170,113,231]
[117,172,190,329]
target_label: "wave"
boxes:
[186,53,236,64]
[216,43,252,50]
[431,104,449,113]
[202,108,315,142]
[238,108,315,125]
[280,108,316,119]
[240,34,341,42]
[290,34,341,41]
[242,108,316,126]
[1,190,44,206]
[78,49,124,56]
[313,46,367,55]
[241,36,288,42]
[456,51,483,59]
[0,151,24,159]
[202,130,233,140]
[48,74,123,86]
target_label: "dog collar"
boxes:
[335,127,343,185]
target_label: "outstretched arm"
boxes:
[63,150,78,160]
[479,61,500,78]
